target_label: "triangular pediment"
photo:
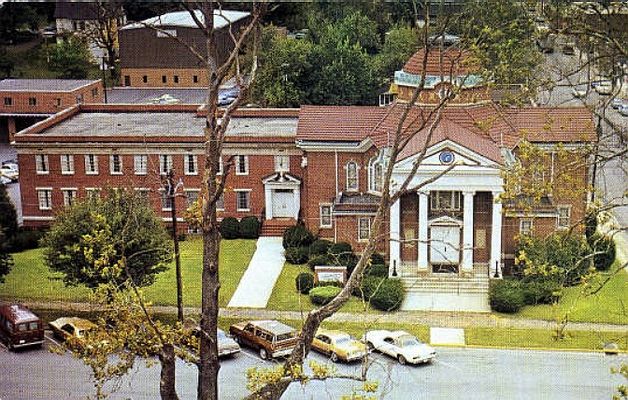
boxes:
[428,215,463,226]
[262,172,301,185]
[395,140,500,170]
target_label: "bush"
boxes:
[329,242,358,274]
[282,224,314,249]
[365,263,389,277]
[220,217,240,239]
[295,272,315,294]
[176,233,187,242]
[369,252,386,266]
[489,279,525,313]
[285,246,309,264]
[7,229,44,252]
[239,216,261,239]
[307,254,331,270]
[309,286,342,305]
[520,280,561,305]
[352,275,385,299]
[309,239,333,256]
[589,233,616,272]
[369,279,405,311]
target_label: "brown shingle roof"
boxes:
[402,48,477,76]
[296,105,387,142]
[504,107,597,143]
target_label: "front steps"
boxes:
[399,273,490,312]
[260,218,295,237]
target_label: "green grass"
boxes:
[0,238,257,307]
[511,264,628,325]
[265,263,383,314]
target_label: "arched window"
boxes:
[346,161,358,191]
[368,157,384,193]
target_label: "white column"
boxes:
[389,198,401,277]
[490,191,503,278]
[264,186,272,220]
[417,191,429,271]
[293,187,300,220]
[462,191,475,272]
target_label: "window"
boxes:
[4,97,12,106]
[184,154,198,175]
[142,75,148,83]
[124,76,130,86]
[160,190,173,211]
[35,154,49,174]
[520,219,533,235]
[235,190,250,211]
[76,94,84,104]
[346,161,358,191]
[217,156,223,175]
[358,217,371,241]
[216,192,224,210]
[162,75,167,84]
[37,188,52,210]
[110,154,122,174]
[91,88,98,97]
[159,154,173,174]
[28,97,37,106]
[134,155,148,175]
[60,154,74,174]
[62,189,77,207]
[235,155,249,175]
[557,206,571,228]
[368,157,384,193]
[320,205,332,228]
[173,75,179,84]
[185,190,199,207]
[55,98,62,107]
[193,75,199,83]
[85,188,101,199]
[84,154,98,174]
[379,92,396,107]
[431,191,461,211]
[135,188,150,201]
[274,155,289,172]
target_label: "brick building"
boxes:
[0,79,104,143]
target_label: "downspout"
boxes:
[334,150,339,195]
[334,150,339,242]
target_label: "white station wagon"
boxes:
[362,330,436,365]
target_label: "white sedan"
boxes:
[362,330,436,365]
[0,163,18,182]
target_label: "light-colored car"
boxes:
[311,328,367,363]
[216,328,241,357]
[611,98,626,109]
[572,88,587,98]
[0,164,18,181]
[594,81,613,95]
[0,175,10,185]
[618,104,628,117]
[362,330,436,365]
[49,317,96,342]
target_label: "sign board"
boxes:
[314,265,347,285]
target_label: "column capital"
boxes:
[417,190,430,197]
[462,190,476,197]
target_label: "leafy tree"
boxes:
[310,10,380,54]
[42,189,171,289]
[0,231,13,283]
[374,24,421,84]
[49,37,95,79]
[0,184,18,240]
[0,46,15,78]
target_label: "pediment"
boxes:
[262,172,301,186]
[428,215,463,226]
[395,140,499,170]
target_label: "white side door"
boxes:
[272,190,294,218]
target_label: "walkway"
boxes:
[227,236,285,308]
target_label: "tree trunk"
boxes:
[159,343,179,400]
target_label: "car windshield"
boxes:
[399,337,420,347]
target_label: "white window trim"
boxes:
[84,154,99,175]
[60,188,78,207]
[357,217,371,242]
[368,157,383,194]
[234,189,251,212]
[345,161,359,192]
[320,204,333,228]
[519,218,533,235]
[216,192,225,211]
[110,154,123,175]
[60,154,74,175]
[184,154,198,176]
[36,187,53,210]
[35,155,49,175]
[159,154,173,175]
[134,155,148,175]
[185,188,201,207]
[235,155,249,176]
[85,187,101,199]
[556,205,571,229]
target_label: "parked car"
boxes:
[311,328,367,363]
[0,303,45,350]
[562,44,575,55]
[611,98,626,109]
[618,104,628,117]
[362,330,436,365]
[191,327,241,357]
[572,88,587,98]
[229,320,298,360]
[0,163,19,181]
[0,175,11,185]
[592,80,613,95]
[49,317,96,342]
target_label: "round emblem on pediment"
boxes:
[439,151,455,164]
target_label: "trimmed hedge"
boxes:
[307,254,330,270]
[370,279,405,311]
[589,233,616,272]
[328,242,358,274]
[285,246,309,264]
[369,252,386,266]
[489,279,525,313]
[239,216,261,239]
[220,217,240,239]
[309,286,341,305]
[295,272,315,294]
[352,276,384,299]
[282,224,314,249]
[365,263,388,277]
[309,239,333,256]
[521,280,561,305]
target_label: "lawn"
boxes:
[0,238,257,307]
[512,264,628,325]
[265,262,383,314]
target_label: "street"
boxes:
[0,336,625,400]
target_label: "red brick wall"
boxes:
[473,191,492,264]
[400,193,418,262]
[0,81,104,115]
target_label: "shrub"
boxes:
[307,254,331,270]
[329,242,358,274]
[584,211,598,240]
[220,217,240,239]
[309,286,341,305]
[365,263,388,277]
[589,233,616,272]
[7,229,44,252]
[285,246,309,264]
[309,239,333,256]
[352,275,385,299]
[282,224,314,249]
[489,279,525,313]
[176,233,187,242]
[520,280,561,305]
[369,252,386,266]
[329,241,352,256]
[295,272,315,294]
[239,216,261,239]
[369,279,405,311]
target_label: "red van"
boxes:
[0,303,45,350]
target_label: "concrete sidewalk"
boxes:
[227,237,285,308]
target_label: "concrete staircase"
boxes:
[260,218,296,237]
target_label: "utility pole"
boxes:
[164,169,184,323]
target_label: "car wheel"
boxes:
[366,342,374,351]
[330,352,339,363]
[232,335,240,344]
[398,355,407,365]
[259,348,268,360]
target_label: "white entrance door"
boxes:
[430,226,460,264]
[272,190,294,218]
